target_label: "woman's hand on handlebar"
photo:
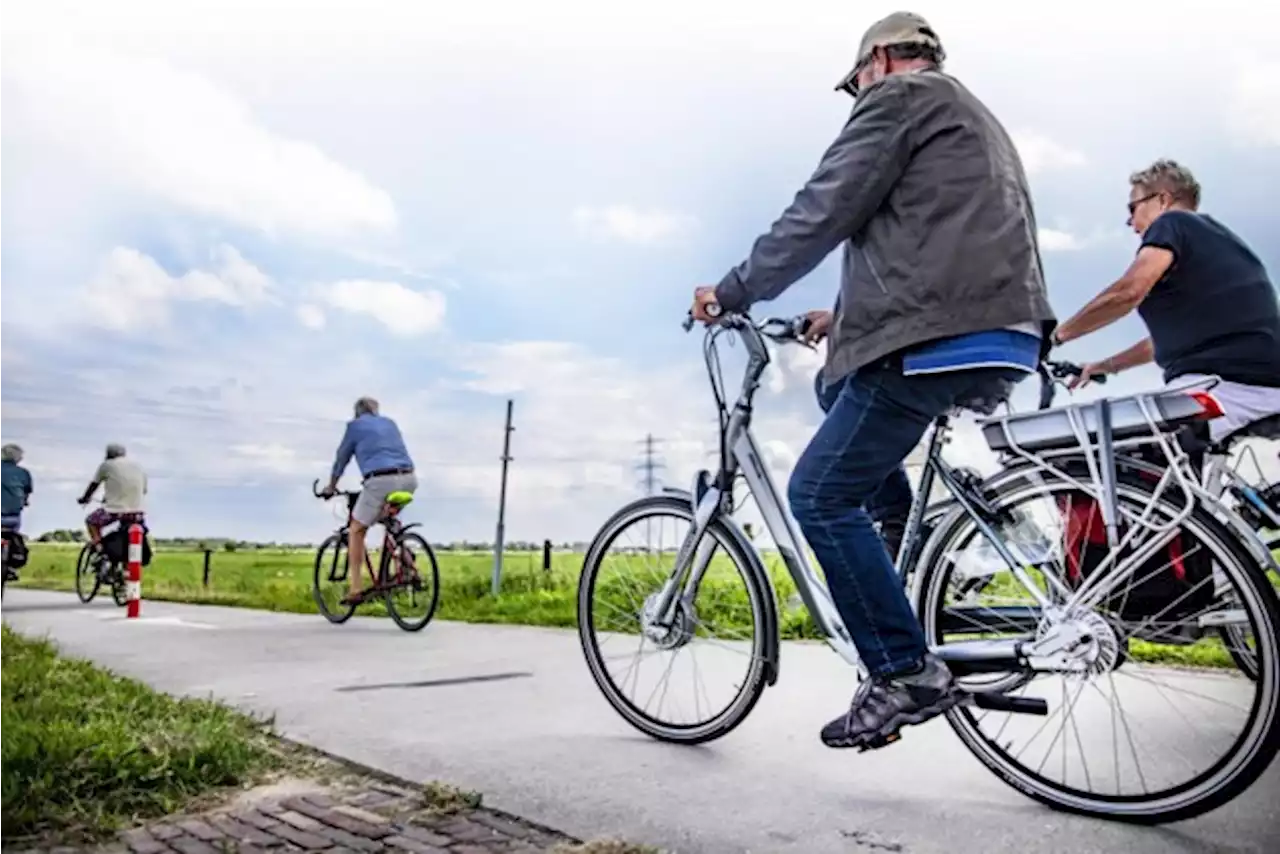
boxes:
[1068,361,1109,390]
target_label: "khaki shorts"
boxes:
[353,471,418,527]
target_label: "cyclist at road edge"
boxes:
[2,443,34,579]
[691,11,1056,750]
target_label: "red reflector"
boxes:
[1189,391,1225,420]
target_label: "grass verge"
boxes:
[0,624,287,846]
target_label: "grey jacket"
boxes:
[714,68,1056,383]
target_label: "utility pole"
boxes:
[635,434,666,496]
[492,399,514,597]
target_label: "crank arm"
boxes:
[969,692,1049,716]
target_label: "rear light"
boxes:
[1189,391,1225,420]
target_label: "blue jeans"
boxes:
[813,371,913,534]
[793,360,1023,677]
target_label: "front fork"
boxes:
[647,471,723,628]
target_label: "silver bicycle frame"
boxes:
[650,314,1270,678]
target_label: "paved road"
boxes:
[3,589,1278,854]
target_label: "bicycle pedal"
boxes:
[856,731,902,752]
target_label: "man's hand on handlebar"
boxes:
[800,309,832,345]
[691,286,722,325]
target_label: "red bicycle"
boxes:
[310,479,440,631]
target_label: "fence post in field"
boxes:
[126,523,143,618]
[543,539,552,573]
[202,549,212,587]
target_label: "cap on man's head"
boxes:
[835,11,944,93]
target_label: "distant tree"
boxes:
[224,541,238,552]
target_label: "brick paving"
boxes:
[7,779,651,854]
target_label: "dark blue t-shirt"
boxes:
[1136,210,1280,387]
[1,461,33,517]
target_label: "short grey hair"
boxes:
[1129,159,1201,209]
[354,396,379,417]
[1,444,23,463]
[105,442,126,459]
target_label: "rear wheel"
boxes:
[75,544,101,603]
[384,532,441,632]
[312,534,356,624]
[915,468,1280,824]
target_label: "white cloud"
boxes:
[230,443,325,477]
[318,280,446,336]
[571,205,698,244]
[1227,61,1280,148]
[1012,131,1087,175]
[82,244,273,331]
[1038,228,1084,252]
[4,39,396,240]
[296,304,327,330]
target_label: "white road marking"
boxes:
[95,613,217,629]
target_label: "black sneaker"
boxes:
[820,653,963,750]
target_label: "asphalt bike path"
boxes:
[3,589,1276,854]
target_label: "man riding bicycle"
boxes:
[1052,159,1280,449]
[2,444,34,579]
[320,396,418,606]
[77,443,148,552]
[691,11,1055,750]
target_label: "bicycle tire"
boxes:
[75,544,101,604]
[384,532,441,632]
[914,467,1280,824]
[312,533,356,624]
[111,569,129,607]
[1220,623,1259,682]
[577,494,774,745]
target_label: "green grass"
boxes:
[0,624,285,845]
[15,542,1276,671]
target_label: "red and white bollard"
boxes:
[126,523,143,618]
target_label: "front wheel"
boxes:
[384,532,441,632]
[312,534,356,624]
[577,494,775,745]
[75,545,101,603]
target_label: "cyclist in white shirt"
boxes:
[77,443,148,550]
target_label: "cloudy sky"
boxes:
[3,0,1278,543]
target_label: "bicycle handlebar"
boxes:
[1042,359,1108,386]
[684,306,815,347]
[1037,359,1107,411]
[312,478,359,500]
